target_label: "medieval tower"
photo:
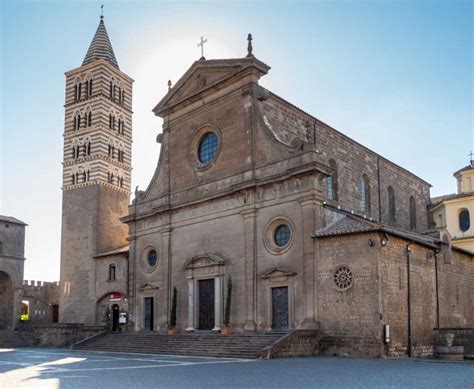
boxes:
[59,16,133,324]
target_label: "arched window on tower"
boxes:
[109,81,113,98]
[75,173,79,184]
[87,170,90,182]
[71,174,75,185]
[327,159,338,201]
[87,111,92,127]
[108,264,116,281]
[360,174,371,213]
[87,142,91,156]
[459,209,470,232]
[387,186,396,222]
[109,114,113,129]
[88,79,93,96]
[409,196,417,231]
[75,145,80,159]
[85,80,89,98]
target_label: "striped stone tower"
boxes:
[59,16,133,324]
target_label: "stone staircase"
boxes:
[0,331,34,348]
[74,331,287,359]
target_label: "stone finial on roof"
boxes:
[246,33,254,58]
[82,16,119,69]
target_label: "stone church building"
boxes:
[59,17,474,357]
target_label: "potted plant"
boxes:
[168,286,177,335]
[221,276,233,335]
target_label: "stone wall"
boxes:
[0,218,26,330]
[259,330,320,359]
[316,233,382,357]
[23,323,106,347]
[265,93,431,232]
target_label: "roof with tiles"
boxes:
[314,216,379,237]
[0,215,27,226]
[82,17,119,69]
[430,191,474,206]
[313,204,473,254]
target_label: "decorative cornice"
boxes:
[62,180,131,195]
[65,58,134,83]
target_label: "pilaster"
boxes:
[241,208,258,331]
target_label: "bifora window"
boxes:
[274,225,291,247]
[147,249,158,267]
[198,132,219,165]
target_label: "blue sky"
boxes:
[1,0,472,281]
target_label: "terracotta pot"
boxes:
[168,327,177,335]
[221,326,232,336]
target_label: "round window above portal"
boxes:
[274,224,291,247]
[147,250,157,267]
[140,247,159,273]
[264,217,295,255]
[198,132,219,165]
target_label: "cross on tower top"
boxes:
[100,4,104,19]
[197,36,207,60]
[469,151,474,165]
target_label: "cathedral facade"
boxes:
[59,18,474,357]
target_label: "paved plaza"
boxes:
[0,348,472,388]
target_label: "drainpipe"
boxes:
[406,242,412,357]
[434,248,441,329]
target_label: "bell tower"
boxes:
[59,15,133,324]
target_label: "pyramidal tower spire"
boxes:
[82,14,119,69]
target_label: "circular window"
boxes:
[274,225,291,247]
[198,132,219,165]
[147,250,157,267]
[334,267,353,291]
[263,217,295,255]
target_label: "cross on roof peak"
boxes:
[197,36,207,61]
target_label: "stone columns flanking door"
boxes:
[183,254,225,331]
[212,276,222,331]
[186,277,194,331]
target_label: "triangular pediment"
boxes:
[153,57,270,117]
[183,253,225,270]
[260,267,297,279]
[138,282,160,291]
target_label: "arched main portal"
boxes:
[0,271,14,330]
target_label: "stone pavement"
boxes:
[0,348,472,388]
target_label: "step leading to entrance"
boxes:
[73,331,288,359]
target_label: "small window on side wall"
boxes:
[459,209,470,232]
[409,196,417,231]
[387,186,396,222]
[327,159,338,201]
[108,264,116,281]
